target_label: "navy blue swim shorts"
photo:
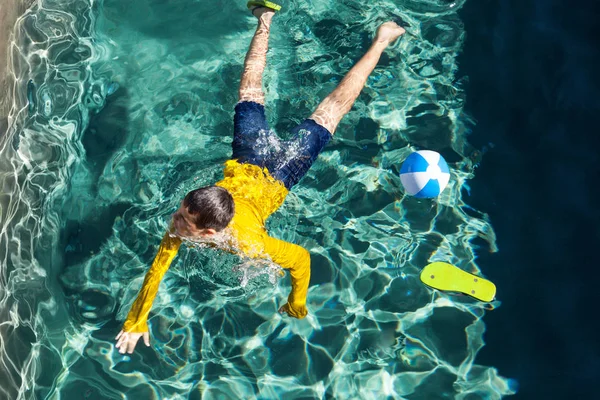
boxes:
[232,101,332,189]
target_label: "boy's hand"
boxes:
[278,303,307,319]
[115,330,150,354]
[278,303,291,316]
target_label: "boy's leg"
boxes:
[232,7,277,165]
[238,8,275,104]
[310,22,405,134]
[269,22,406,189]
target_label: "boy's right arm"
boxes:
[115,231,181,354]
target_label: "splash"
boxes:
[0,0,516,398]
[177,231,285,289]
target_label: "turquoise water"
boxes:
[0,0,517,398]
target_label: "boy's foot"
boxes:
[375,22,406,45]
[251,7,275,25]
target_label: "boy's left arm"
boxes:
[263,235,311,319]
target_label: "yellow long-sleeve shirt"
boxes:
[122,160,311,333]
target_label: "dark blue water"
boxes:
[458,0,600,398]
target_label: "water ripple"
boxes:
[0,0,515,399]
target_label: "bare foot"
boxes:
[251,7,275,26]
[375,22,406,45]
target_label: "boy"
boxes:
[116,4,405,354]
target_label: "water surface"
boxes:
[0,0,515,398]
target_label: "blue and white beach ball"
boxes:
[400,150,450,198]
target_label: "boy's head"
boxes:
[172,186,234,238]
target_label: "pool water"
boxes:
[0,0,517,398]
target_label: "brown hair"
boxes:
[183,186,234,231]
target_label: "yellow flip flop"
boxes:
[420,262,496,302]
[247,1,282,12]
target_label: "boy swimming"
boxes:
[116,3,405,354]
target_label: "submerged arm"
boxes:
[115,232,181,353]
[264,236,311,318]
